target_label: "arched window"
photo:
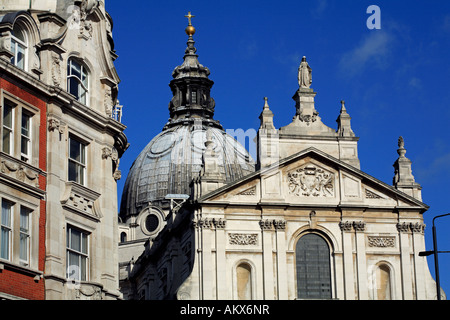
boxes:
[236,262,252,300]
[375,264,392,300]
[10,23,27,70]
[296,233,332,299]
[67,58,89,105]
[120,232,127,243]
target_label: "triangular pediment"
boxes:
[199,147,428,212]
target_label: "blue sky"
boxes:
[107,0,450,298]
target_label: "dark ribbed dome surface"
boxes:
[120,124,254,217]
[120,22,255,218]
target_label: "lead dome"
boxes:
[119,17,255,219]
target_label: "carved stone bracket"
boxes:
[193,217,226,230]
[102,146,121,180]
[397,222,425,234]
[259,219,286,231]
[48,118,65,134]
[339,220,366,232]
[61,181,102,221]
[229,233,258,246]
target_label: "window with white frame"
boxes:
[10,24,27,71]
[2,99,14,155]
[66,225,89,282]
[1,96,36,164]
[20,111,32,162]
[67,58,89,105]
[68,135,86,185]
[0,199,13,261]
[19,206,32,264]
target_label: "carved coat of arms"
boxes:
[288,164,334,197]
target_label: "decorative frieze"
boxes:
[368,236,396,248]
[228,233,258,246]
[0,156,40,188]
[287,164,334,197]
[237,186,256,196]
[365,189,383,199]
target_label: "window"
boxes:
[68,136,86,185]
[296,233,332,299]
[2,100,14,154]
[10,24,27,70]
[20,111,31,162]
[66,225,89,282]
[1,97,36,163]
[67,59,89,105]
[19,206,32,264]
[0,200,13,260]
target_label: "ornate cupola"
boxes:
[120,13,254,219]
[164,12,221,130]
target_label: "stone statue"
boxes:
[298,56,312,89]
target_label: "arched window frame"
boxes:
[369,261,395,300]
[10,22,28,71]
[233,260,256,300]
[295,231,334,300]
[3,12,41,75]
[67,58,90,106]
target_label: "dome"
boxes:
[120,124,255,218]
[120,18,255,219]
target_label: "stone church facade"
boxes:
[118,17,440,300]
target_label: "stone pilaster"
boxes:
[260,219,275,299]
[339,221,356,300]
[397,222,413,299]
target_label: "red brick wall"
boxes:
[0,77,46,300]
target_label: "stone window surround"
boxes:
[0,90,41,168]
[0,192,39,272]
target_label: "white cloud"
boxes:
[339,31,393,77]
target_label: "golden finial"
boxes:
[185,11,196,36]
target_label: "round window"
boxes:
[145,214,159,233]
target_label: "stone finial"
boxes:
[397,136,406,158]
[336,100,355,137]
[259,97,275,131]
[393,136,422,200]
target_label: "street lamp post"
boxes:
[419,213,450,300]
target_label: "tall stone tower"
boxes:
[0,0,128,300]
